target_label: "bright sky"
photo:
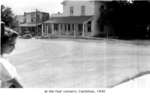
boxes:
[1,0,64,15]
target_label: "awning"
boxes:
[44,16,93,24]
[19,23,42,27]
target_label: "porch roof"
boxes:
[44,16,93,24]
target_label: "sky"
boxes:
[1,0,64,15]
[1,0,132,15]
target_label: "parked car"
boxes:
[22,34,32,39]
[34,36,42,39]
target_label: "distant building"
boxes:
[17,10,49,36]
[51,12,63,17]
[23,11,49,24]
[15,15,25,24]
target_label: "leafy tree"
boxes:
[97,1,150,39]
[1,5,18,28]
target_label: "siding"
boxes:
[63,1,95,16]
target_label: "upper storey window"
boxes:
[70,6,74,16]
[81,6,85,16]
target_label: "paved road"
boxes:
[8,38,150,88]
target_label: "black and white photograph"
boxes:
[1,0,150,93]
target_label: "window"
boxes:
[87,21,91,32]
[68,24,70,31]
[54,24,59,31]
[70,6,74,16]
[31,18,34,22]
[78,24,83,32]
[81,6,85,16]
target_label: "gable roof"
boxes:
[44,16,93,24]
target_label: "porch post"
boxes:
[85,24,87,34]
[45,24,47,36]
[82,24,85,37]
[70,24,72,36]
[66,24,68,35]
[74,24,76,38]
[61,24,64,35]
[51,24,54,35]
[42,24,44,36]
[58,24,61,35]
[46,24,49,36]
[64,24,66,35]
[76,24,78,37]
[44,24,46,36]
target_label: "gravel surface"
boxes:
[8,38,150,88]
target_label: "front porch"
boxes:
[42,16,93,38]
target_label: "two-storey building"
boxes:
[17,10,49,36]
[42,0,102,37]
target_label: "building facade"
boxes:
[62,0,96,16]
[17,11,49,36]
[15,15,25,24]
[23,11,49,24]
[42,0,102,37]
